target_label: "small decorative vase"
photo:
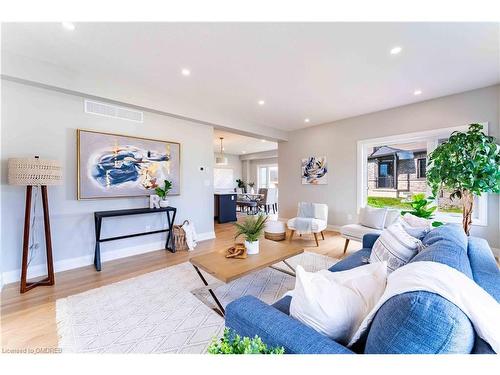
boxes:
[250,187,255,194]
[159,199,169,208]
[245,240,259,255]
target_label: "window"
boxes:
[417,158,426,178]
[258,165,278,189]
[358,124,488,226]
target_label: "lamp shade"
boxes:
[8,157,63,186]
[215,156,228,165]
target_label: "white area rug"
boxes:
[56,251,337,353]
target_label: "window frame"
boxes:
[257,164,278,189]
[416,157,427,179]
[357,123,488,227]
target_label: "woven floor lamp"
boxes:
[8,156,63,293]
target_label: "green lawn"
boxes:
[367,196,463,214]
[367,196,412,210]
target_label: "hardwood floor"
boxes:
[1,218,358,351]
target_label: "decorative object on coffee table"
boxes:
[265,220,286,241]
[234,215,268,255]
[225,243,247,259]
[8,156,63,293]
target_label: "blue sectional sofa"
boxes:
[225,225,499,354]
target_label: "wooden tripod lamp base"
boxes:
[20,185,55,293]
[8,157,62,294]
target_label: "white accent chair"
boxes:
[340,207,399,254]
[287,202,328,247]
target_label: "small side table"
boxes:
[93,207,177,271]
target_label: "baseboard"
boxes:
[1,231,216,286]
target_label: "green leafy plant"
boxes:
[427,124,500,234]
[155,179,173,199]
[401,193,443,227]
[234,215,267,242]
[208,328,284,354]
[236,179,246,189]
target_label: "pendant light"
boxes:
[216,137,228,165]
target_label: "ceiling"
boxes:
[2,22,499,132]
[213,129,277,155]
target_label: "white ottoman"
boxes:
[265,220,286,241]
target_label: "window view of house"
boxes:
[366,141,463,214]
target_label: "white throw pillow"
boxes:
[384,209,400,228]
[401,213,431,229]
[289,262,387,345]
[370,222,424,273]
[359,206,388,230]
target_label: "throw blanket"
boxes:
[295,203,315,233]
[183,221,198,251]
[348,261,500,353]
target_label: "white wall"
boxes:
[1,80,215,283]
[279,85,500,248]
[213,153,242,190]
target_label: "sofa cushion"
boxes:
[329,248,371,272]
[364,291,475,353]
[364,224,475,353]
[340,224,382,241]
[370,222,424,273]
[287,217,327,232]
[359,206,387,230]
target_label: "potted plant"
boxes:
[401,193,443,227]
[208,328,284,354]
[427,123,499,235]
[234,214,267,255]
[236,178,246,193]
[155,179,173,208]
[248,182,255,194]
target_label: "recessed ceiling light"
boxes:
[181,68,191,76]
[390,46,402,55]
[261,139,266,143]
[258,100,265,106]
[61,22,75,31]
[242,150,246,154]
[413,89,422,96]
[304,118,310,123]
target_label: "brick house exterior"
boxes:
[367,146,428,198]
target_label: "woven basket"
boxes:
[264,231,286,241]
[173,220,190,251]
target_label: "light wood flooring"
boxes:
[1,218,359,351]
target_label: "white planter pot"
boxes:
[245,240,259,255]
[159,199,169,208]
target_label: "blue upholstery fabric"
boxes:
[364,291,474,354]
[467,237,500,302]
[225,296,354,354]
[328,248,371,272]
[225,227,498,354]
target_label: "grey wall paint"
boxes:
[1,80,215,276]
[279,85,500,248]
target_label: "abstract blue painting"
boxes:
[78,130,180,199]
[301,156,328,185]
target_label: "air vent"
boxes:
[84,100,143,123]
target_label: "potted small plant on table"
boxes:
[427,123,499,235]
[155,179,173,208]
[248,182,255,194]
[236,179,246,193]
[234,215,267,255]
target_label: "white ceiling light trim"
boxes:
[61,22,75,31]
[413,89,423,96]
[304,118,310,123]
[181,68,191,76]
[258,99,265,106]
[390,46,402,55]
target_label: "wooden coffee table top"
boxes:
[189,238,304,283]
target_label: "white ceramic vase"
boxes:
[245,240,259,255]
[250,187,255,194]
[159,198,169,208]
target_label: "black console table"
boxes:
[93,207,177,271]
